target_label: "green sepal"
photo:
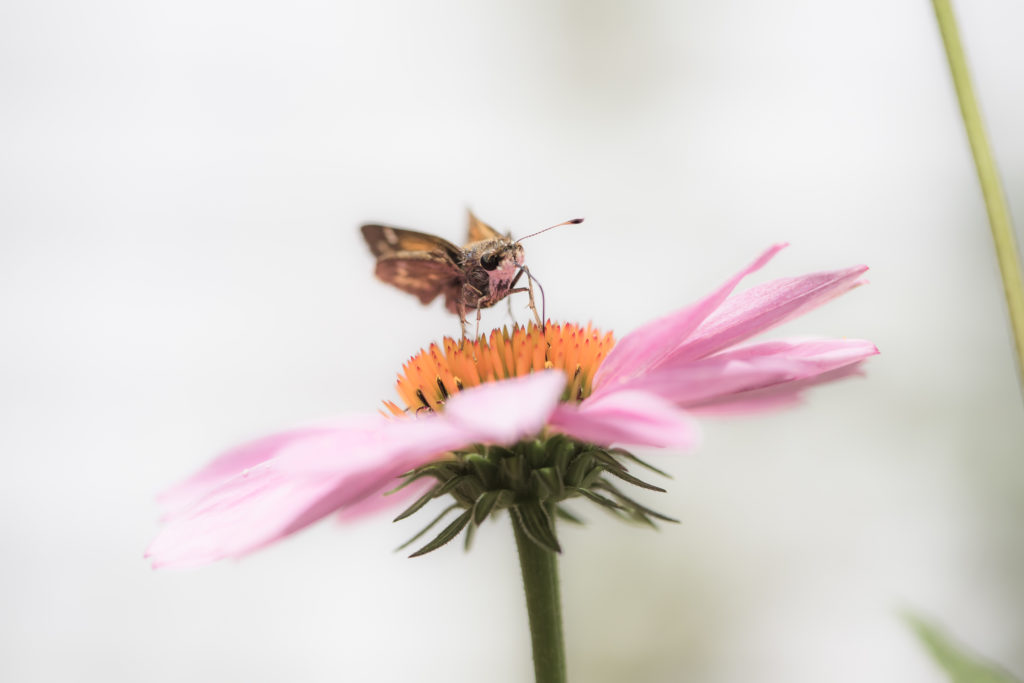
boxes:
[451,476,486,507]
[395,503,460,551]
[588,448,628,472]
[603,466,667,492]
[530,470,553,500]
[407,460,460,479]
[512,502,562,554]
[499,452,529,490]
[549,437,576,475]
[565,451,595,487]
[486,445,516,461]
[385,473,427,497]
[387,464,450,495]
[531,466,565,501]
[392,482,442,522]
[579,463,607,489]
[472,489,504,525]
[462,517,477,551]
[408,509,473,558]
[609,448,672,479]
[466,453,500,489]
[495,489,517,508]
[596,481,680,524]
[522,439,547,469]
[571,486,626,512]
[554,506,585,525]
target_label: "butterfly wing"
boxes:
[374,255,462,305]
[361,224,463,305]
[466,211,504,244]
[361,224,462,261]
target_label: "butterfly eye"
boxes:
[481,252,501,271]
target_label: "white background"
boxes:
[2,1,1023,681]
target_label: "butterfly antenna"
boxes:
[516,218,584,244]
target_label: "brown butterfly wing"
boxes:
[465,211,503,244]
[361,224,462,261]
[374,255,461,305]
[361,224,464,306]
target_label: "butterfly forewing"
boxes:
[360,224,462,262]
[465,211,503,244]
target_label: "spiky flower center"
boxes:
[384,322,615,415]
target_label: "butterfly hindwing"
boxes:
[373,254,461,305]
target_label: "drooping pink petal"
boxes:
[593,244,787,393]
[155,416,381,517]
[607,338,879,407]
[146,416,472,569]
[549,390,698,449]
[147,459,352,569]
[662,265,869,364]
[443,370,566,444]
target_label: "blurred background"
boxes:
[2,1,1022,681]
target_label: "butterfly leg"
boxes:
[520,266,543,328]
[459,282,486,341]
[506,269,526,324]
[506,268,541,328]
[457,300,469,341]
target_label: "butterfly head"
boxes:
[479,240,524,292]
[481,241,524,271]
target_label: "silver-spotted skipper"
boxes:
[361,211,582,336]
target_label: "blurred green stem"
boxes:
[931,0,1024,394]
[513,514,566,683]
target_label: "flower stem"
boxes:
[932,0,1024,393]
[512,511,567,683]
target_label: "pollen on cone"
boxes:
[387,322,615,413]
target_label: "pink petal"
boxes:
[665,265,868,364]
[147,460,353,569]
[594,244,787,393]
[275,415,465,475]
[443,370,566,444]
[687,362,871,414]
[155,416,380,517]
[605,338,878,407]
[146,416,471,569]
[549,390,698,449]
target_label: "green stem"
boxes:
[932,0,1024,393]
[513,511,567,683]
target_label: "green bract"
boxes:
[392,433,677,557]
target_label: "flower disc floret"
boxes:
[389,322,615,414]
